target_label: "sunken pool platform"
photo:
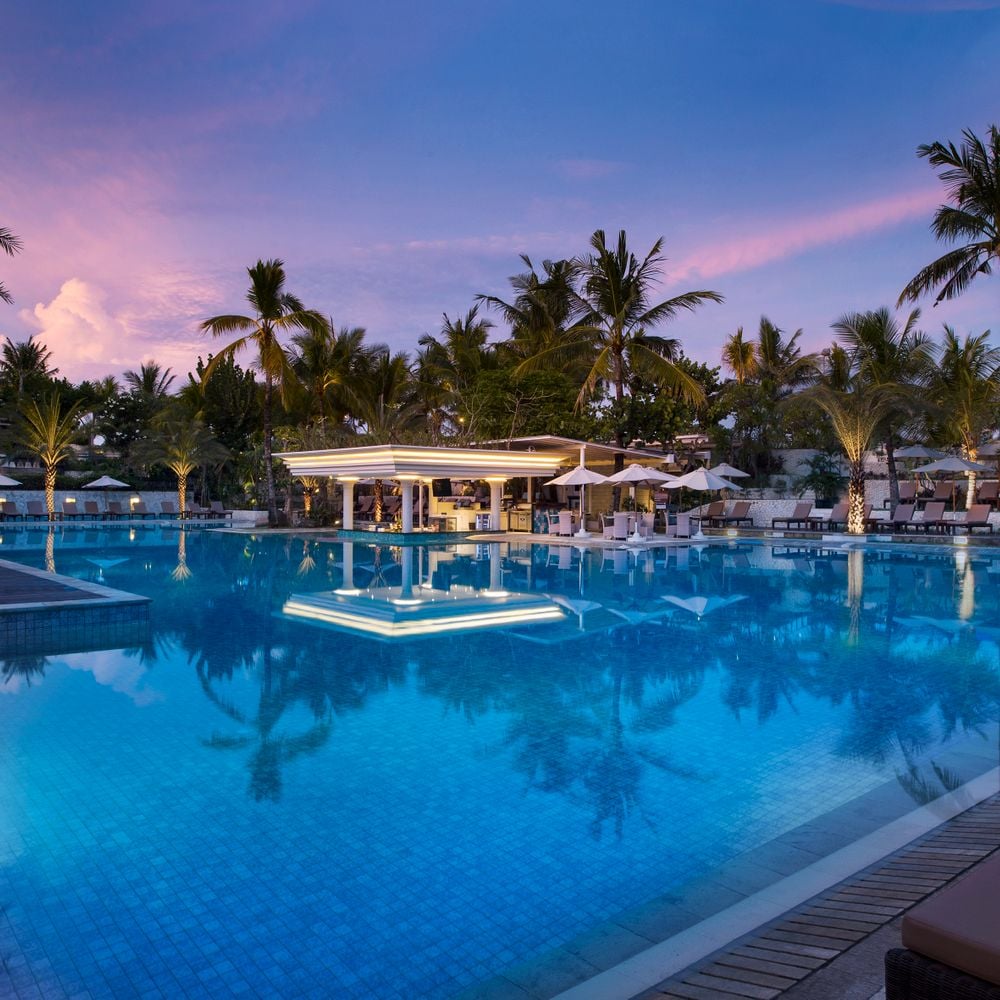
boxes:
[0,559,150,656]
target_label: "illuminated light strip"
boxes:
[282,599,565,638]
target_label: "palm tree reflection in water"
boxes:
[176,538,1000,819]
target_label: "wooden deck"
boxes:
[643,795,1000,999]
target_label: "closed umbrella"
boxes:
[545,465,608,538]
[605,464,676,541]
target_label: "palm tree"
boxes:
[18,394,83,519]
[478,256,582,369]
[1,336,55,397]
[899,125,1000,305]
[721,327,757,385]
[201,259,326,527]
[928,327,1000,507]
[565,230,722,416]
[0,226,23,304]
[123,361,175,399]
[415,305,496,434]
[132,417,230,516]
[804,384,895,534]
[350,350,423,523]
[290,322,379,425]
[833,307,935,507]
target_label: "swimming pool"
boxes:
[1,527,998,999]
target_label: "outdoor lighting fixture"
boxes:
[726,528,738,537]
[390,598,424,607]
[953,535,969,546]
[481,589,510,598]
[334,588,363,596]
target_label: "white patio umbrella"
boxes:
[83,475,131,515]
[605,463,677,541]
[671,468,743,492]
[545,465,608,538]
[708,462,750,479]
[912,456,990,509]
[0,473,22,487]
[895,445,946,459]
[550,593,602,630]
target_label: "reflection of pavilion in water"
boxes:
[283,542,567,640]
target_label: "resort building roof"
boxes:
[274,442,567,481]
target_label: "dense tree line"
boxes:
[0,125,997,528]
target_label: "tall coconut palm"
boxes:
[899,125,1000,305]
[566,230,722,418]
[132,417,230,517]
[415,305,496,434]
[928,327,1000,507]
[290,322,379,425]
[350,350,422,522]
[0,226,23,305]
[478,256,582,370]
[721,327,757,385]
[201,259,326,526]
[123,361,175,399]
[18,394,83,519]
[833,307,935,507]
[1,336,55,397]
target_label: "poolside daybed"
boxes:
[885,849,1000,999]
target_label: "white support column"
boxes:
[400,546,414,599]
[341,479,356,530]
[400,480,414,533]
[489,480,503,531]
[488,543,502,592]
[417,482,424,530]
[341,542,355,591]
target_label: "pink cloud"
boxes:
[667,187,942,285]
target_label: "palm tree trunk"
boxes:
[263,374,278,527]
[177,472,187,518]
[374,479,384,523]
[885,430,899,509]
[847,464,867,535]
[44,464,56,520]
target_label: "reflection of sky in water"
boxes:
[0,529,998,999]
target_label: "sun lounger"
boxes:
[60,500,84,520]
[184,500,210,519]
[879,503,916,533]
[977,481,999,509]
[0,500,23,521]
[951,504,994,535]
[885,849,1000,998]
[772,501,817,530]
[83,500,101,520]
[701,500,726,526]
[897,481,917,504]
[159,500,178,518]
[912,501,951,533]
[132,501,156,519]
[25,500,47,521]
[105,501,126,520]
[814,501,848,530]
[209,500,233,520]
[715,500,753,528]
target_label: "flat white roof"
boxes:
[275,443,567,480]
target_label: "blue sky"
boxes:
[2,0,998,380]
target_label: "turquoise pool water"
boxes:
[1,527,999,999]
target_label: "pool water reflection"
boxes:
[0,527,998,998]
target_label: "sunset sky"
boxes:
[3,0,998,382]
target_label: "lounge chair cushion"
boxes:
[901,851,1000,987]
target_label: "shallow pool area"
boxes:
[1,526,998,999]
